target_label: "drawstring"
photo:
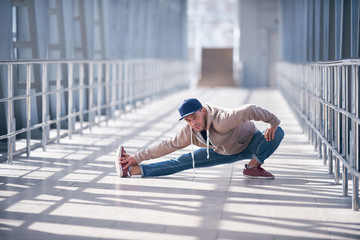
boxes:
[190,132,195,172]
[190,128,210,172]
[206,129,210,159]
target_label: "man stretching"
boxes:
[115,98,284,179]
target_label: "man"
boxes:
[115,98,284,179]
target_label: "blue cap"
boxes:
[178,98,202,121]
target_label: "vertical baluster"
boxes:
[352,64,359,210]
[152,62,156,97]
[68,63,73,139]
[335,66,341,184]
[127,61,131,107]
[97,63,102,125]
[124,62,128,109]
[130,61,134,106]
[42,63,47,151]
[26,63,31,157]
[328,66,334,173]
[328,149,333,174]
[323,66,327,165]
[145,61,148,99]
[118,62,123,111]
[354,120,359,210]
[105,62,110,124]
[56,63,61,143]
[88,62,94,131]
[317,66,322,158]
[130,61,132,104]
[342,65,348,196]
[111,62,116,118]
[79,63,84,135]
[7,64,14,164]
[133,61,137,102]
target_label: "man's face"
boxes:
[184,108,206,132]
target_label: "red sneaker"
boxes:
[115,145,130,178]
[243,164,274,179]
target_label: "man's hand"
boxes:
[264,125,278,141]
[119,153,138,169]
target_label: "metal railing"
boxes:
[277,60,360,211]
[0,59,190,164]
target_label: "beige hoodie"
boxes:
[133,104,281,164]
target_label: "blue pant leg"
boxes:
[140,147,240,177]
[140,153,194,177]
[252,126,285,164]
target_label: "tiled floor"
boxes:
[0,88,359,240]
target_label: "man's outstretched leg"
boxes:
[116,147,241,178]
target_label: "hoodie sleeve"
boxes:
[133,125,192,164]
[216,104,281,131]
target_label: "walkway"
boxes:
[0,88,359,240]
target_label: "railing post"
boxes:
[111,62,117,118]
[342,65,348,196]
[335,65,341,184]
[42,63,48,151]
[68,62,73,139]
[56,63,61,143]
[124,61,128,109]
[79,63,84,135]
[88,62,94,131]
[328,148,333,174]
[97,63,102,125]
[352,65,359,210]
[26,63,32,157]
[329,66,334,173]
[7,64,14,164]
[342,164,348,196]
[130,61,134,107]
[105,62,110,125]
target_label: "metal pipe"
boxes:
[328,148,333,174]
[111,63,116,118]
[353,117,359,210]
[352,65,359,210]
[118,62,124,110]
[42,63,47,151]
[26,63,31,157]
[342,65,348,196]
[79,63,84,134]
[335,66,341,184]
[342,164,348,196]
[322,144,327,165]
[105,63,110,124]
[7,64,14,164]
[68,63,73,139]
[88,62,94,130]
[97,63,102,124]
[124,62,128,108]
[56,63,61,143]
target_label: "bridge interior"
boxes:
[1,88,359,240]
[0,0,359,239]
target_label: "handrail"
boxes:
[310,59,360,66]
[277,60,359,211]
[0,58,178,64]
[0,58,190,164]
